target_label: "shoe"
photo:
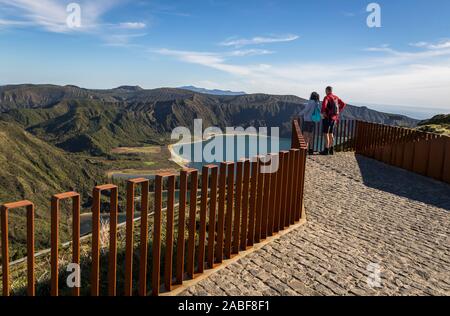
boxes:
[308,149,315,155]
[319,148,329,156]
[329,147,334,155]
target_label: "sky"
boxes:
[1,0,450,111]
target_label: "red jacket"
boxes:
[321,93,346,121]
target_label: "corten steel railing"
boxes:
[355,121,450,184]
[0,120,308,296]
[301,119,357,153]
[51,192,81,296]
[1,201,35,296]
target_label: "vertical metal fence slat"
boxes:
[224,162,235,259]
[240,160,251,250]
[125,179,150,296]
[268,154,279,236]
[186,171,199,279]
[175,170,188,284]
[274,152,285,232]
[247,159,259,247]
[254,158,264,243]
[138,181,150,296]
[164,176,176,292]
[215,162,228,263]
[283,152,292,228]
[288,149,297,225]
[91,184,118,296]
[207,166,219,268]
[51,192,80,296]
[261,156,271,239]
[152,176,163,296]
[197,167,210,273]
[291,150,300,223]
[232,161,244,254]
[1,201,35,296]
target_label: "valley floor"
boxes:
[179,153,450,296]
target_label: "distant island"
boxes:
[179,85,247,96]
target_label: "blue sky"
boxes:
[1,0,450,109]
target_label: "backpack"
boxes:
[311,101,322,123]
[327,96,340,117]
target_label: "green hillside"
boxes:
[0,84,421,261]
[0,121,106,260]
[417,114,450,136]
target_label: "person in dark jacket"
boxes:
[320,86,346,155]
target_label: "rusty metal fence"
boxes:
[301,119,357,153]
[355,121,450,184]
[0,119,308,296]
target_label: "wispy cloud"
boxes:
[0,0,148,46]
[0,18,32,27]
[0,0,147,32]
[153,48,252,75]
[155,37,450,108]
[0,0,71,33]
[410,39,450,50]
[220,34,299,47]
[227,49,274,57]
[117,22,147,30]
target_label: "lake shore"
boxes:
[168,132,277,170]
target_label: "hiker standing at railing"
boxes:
[320,86,346,155]
[302,92,322,154]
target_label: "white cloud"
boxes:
[0,18,32,27]
[220,34,299,47]
[410,40,450,50]
[155,40,450,108]
[0,0,123,33]
[117,22,146,29]
[0,0,148,47]
[227,49,274,57]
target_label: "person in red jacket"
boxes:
[320,86,346,155]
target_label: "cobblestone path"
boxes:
[179,153,450,296]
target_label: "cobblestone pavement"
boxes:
[179,153,450,296]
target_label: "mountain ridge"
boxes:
[1,84,419,156]
[179,85,247,96]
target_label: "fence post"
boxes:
[91,184,118,296]
[224,162,235,259]
[267,154,279,236]
[232,160,244,254]
[247,158,259,247]
[254,157,264,243]
[152,172,176,296]
[176,169,197,283]
[240,160,251,251]
[185,169,199,279]
[164,175,176,292]
[51,192,81,296]
[1,201,35,297]
[261,156,271,240]
[124,178,149,296]
[216,162,232,263]
[198,165,217,273]
[206,166,219,268]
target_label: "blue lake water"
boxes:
[172,134,292,170]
